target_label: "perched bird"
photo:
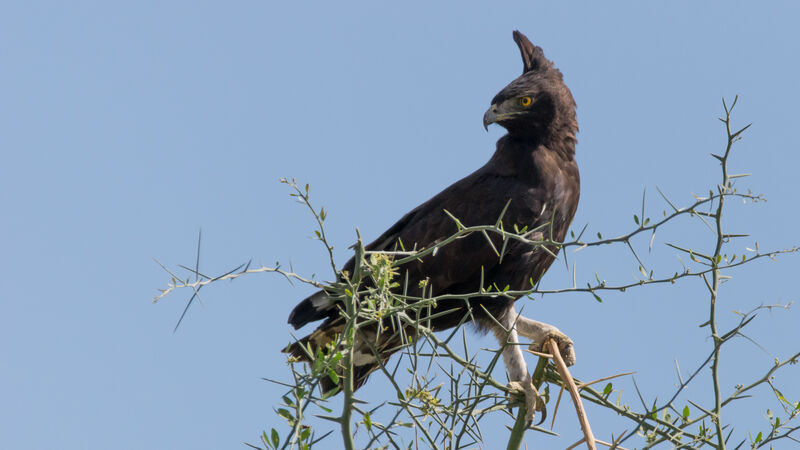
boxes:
[286,31,579,418]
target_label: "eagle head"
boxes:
[483,30,577,140]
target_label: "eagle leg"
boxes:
[490,306,546,425]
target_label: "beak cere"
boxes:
[483,104,499,131]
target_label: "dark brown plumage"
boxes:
[286,31,579,393]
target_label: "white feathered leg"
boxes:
[489,305,544,424]
[490,307,529,382]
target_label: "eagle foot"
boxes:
[530,329,576,366]
[507,378,546,426]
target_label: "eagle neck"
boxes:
[497,126,576,159]
[488,134,578,185]
[487,135,539,177]
[493,133,573,158]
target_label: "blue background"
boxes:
[2,2,799,448]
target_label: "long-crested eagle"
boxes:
[286,31,579,417]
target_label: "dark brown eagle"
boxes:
[286,31,579,411]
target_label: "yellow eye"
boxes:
[520,96,532,107]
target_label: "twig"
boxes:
[576,372,635,390]
[566,438,587,450]
[551,383,565,429]
[547,339,596,450]
[507,404,531,450]
[596,438,629,450]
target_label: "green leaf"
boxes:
[592,292,603,303]
[755,431,763,443]
[364,412,372,431]
[682,405,690,419]
[277,408,293,423]
[312,351,323,373]
[321,388,339,400]
[602,382,613,397]
[300,427,311,441]
[328,368,339,385]
[271,428,280,447]
[633,214,640,225]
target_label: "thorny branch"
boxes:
[156,98,799,449]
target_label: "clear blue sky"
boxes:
[2,2,799,449]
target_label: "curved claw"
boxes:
[535,404,547,426]
[508,379,546,425]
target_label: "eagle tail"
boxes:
[287,290,337,329]
[283,320,404,394]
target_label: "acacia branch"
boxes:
[547,339,596,450]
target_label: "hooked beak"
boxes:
[483,102,523,131]
[483,104,498,131]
